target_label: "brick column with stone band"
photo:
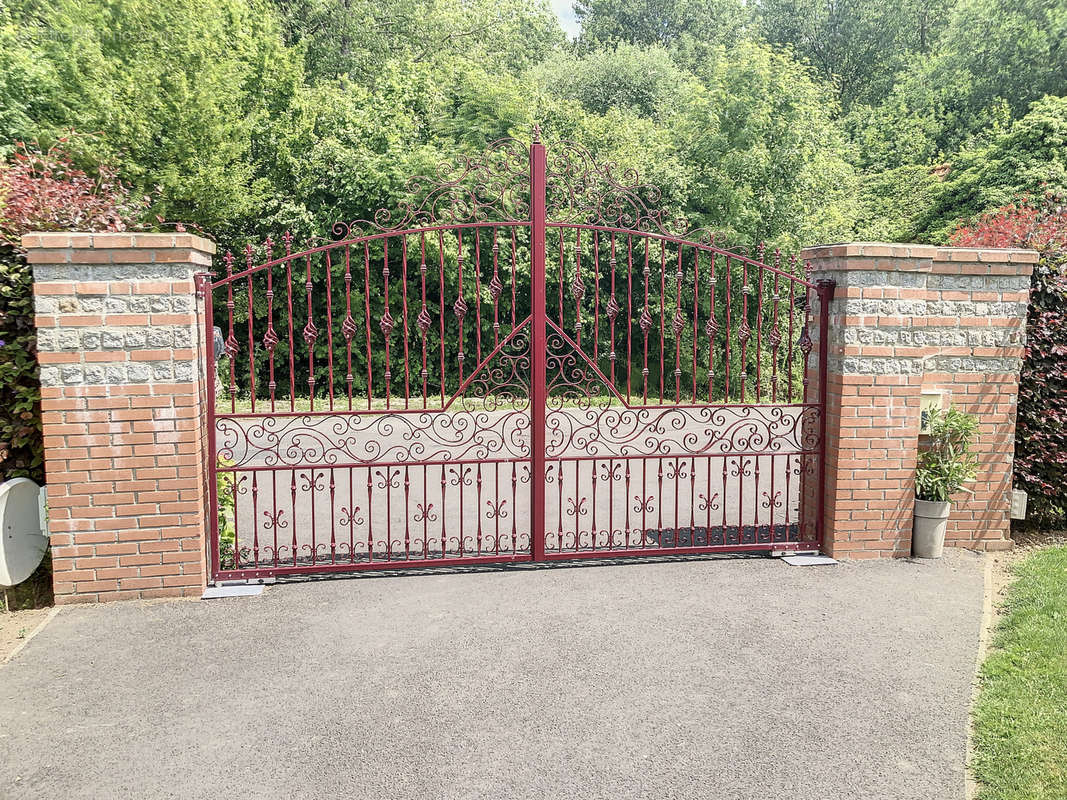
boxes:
[26,232,214,603]
[803,242,1035,558]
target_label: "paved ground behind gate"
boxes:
[0,551,984,800]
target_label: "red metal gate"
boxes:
[198,129,833,582]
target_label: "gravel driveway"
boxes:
[0,550,984,799]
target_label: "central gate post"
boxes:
[529,129,547,561]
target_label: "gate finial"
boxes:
[532,123,542,144]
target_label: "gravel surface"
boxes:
[0,550,984,799]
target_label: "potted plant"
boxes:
[913,407,980,558]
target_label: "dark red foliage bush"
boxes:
[951,193,1067,521]
[0,134,149,482]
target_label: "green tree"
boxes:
[0,0,302,227]
[930,0,1067,131]
[574,0,749,50]
[755,0,956,110]
[915,95,1067,242]
[529,43,694,119]
[677,41,857,246]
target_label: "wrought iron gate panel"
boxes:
[200,130,831,582]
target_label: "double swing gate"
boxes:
[200,131,833,582]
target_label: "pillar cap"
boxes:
[801,242,937,262]
[21,231,217,254]
[802,241,1038,267]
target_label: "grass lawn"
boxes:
[972,545,1067,799]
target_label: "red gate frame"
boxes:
[199,127,834,582]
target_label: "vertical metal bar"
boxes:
[815,278,835,550]
[510,229,518,334]
[659,240,666,404]
[329,468,336,563]
[272,471,278,568]
[225,252,236,413]
[769,455,776,543]
[787,255,797,402]
[382,240,392,409]
[641,238,651,405]
[264,238,276,411]
[691,249,699,403]
[437,231,447,406]
[724,255,732,401]
[739,257,749,402]
[324,250,335,410]
[721,457,728,539]
[422,465,429,559]
[771,253,781,403]
[589,460,598,549]
[290,471,297,566]
[197,274,221,582]
[608,234,617,389]
[419,234,429,408]
[305,253,316,411]
[689,456,696,540]
[708,250,716,402]
[251,473,259,565]
[344,245,354,409]
[626,236,634,403]
[366,468,374,561]
[403,466,410,559]
[592,230,600,362]
[674,245,683,403]
[491,227,501,350]
[402,237,411,408]
[494,463,501,554]
[753,457,761,541]
[440,466,447,556]
[511,462,518,554]
[557,228,565,325]
[557,460,564,551]
[245,245,256,413]
[363,243,373,410]
[530,136,548,562]
[574,228,583,346]
[474,229,483,367]
[476,463,483,555]
[756,255,765,403]
[310,469,318,564]
[232,468,242,570]
[610,462,618,550]
[284,233,296,412]
[455,229,466,385]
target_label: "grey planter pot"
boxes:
[913,499,951,558]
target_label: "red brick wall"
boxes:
[26,232,214,603]
[803,243,1035,558]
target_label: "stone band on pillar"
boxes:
[26,232,215,603]
[802,242,1034,558]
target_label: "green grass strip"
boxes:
[972,545,1067,799]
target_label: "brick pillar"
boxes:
[26,232,214,603]
[802,243,1035,558]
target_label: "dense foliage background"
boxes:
[1,0,1066,515]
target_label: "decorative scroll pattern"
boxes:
[331,138,530,238]
[216,331,532,468]
[544,331,820,459]
[545,140,689,235]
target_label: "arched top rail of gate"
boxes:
[208,130,817,290]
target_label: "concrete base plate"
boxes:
[201,584,265,599]
[782,554,839,566]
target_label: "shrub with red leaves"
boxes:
[0,137,148,250]
[0,134,149,482]
[951,193,1067,522]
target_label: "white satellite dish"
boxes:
[0,478,48,587]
